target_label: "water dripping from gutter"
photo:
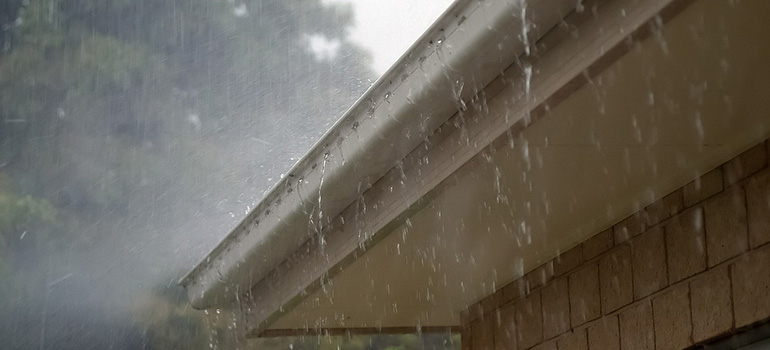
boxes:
[316,152,330,249]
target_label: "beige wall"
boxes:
[270,0,770,332]
[462,139,770,350]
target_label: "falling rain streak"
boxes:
[3,0,769,349]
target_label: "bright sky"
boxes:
[330,0,455,74]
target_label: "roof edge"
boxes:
[180,0,576,309]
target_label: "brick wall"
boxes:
[461,139,770,350]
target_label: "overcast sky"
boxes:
[332,0,455,74]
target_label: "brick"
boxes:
[492,289,506,311]
[541,278,570,339]
[646,189,684,226]
[724,143,767,186]
[731,244,770,328]
[515,291,543,349]
[683,168,723,207]
[614,212,647,244]
[704,187,749,267]
[471,316,495,350]
[665,207,707,283]
[467,303,485,323]
[746,170,770,248]
[619,301,654,350]
[557,329,587,350]
[653,284,692,350]
[503,278,529,303]
[587,315,619,350]
[526,261,555,290]
[690,266,733,342]
[462,316,473,350]
[494,304,517,350]
[582,228,614,261]
[461,309,472,324]
[481,294,499,315]
[554,245,583,277]
[599,245,633,314]
[568,264,600,327]
[631,227,668,299]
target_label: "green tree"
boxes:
[0,0,375,348]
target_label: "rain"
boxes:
[2,0,770,349]
[0,0,454,348]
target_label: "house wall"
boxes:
[461,139,770,350]
[261,0,770,334]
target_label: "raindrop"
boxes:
[576,0,585,13]
[694,112,704,138]
[524,63,533,106]
[367,97,376,117]
[520,3,531,56]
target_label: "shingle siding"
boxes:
[462,139,770,350]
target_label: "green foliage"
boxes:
[0,177,57,315]
[0,192,55,234]
[0,177,56,238]
[0,0,451,349]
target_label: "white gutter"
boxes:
[180,0,576,309]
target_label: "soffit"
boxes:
[268,0,770,332]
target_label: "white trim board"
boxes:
[180,0,577,309]
[237,0,704,337]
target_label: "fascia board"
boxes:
[180,0,576,309]
[238,0,696,337]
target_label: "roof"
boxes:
[180,0,576,310]
[180,0,770,338]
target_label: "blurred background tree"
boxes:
[0,0,460,348]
